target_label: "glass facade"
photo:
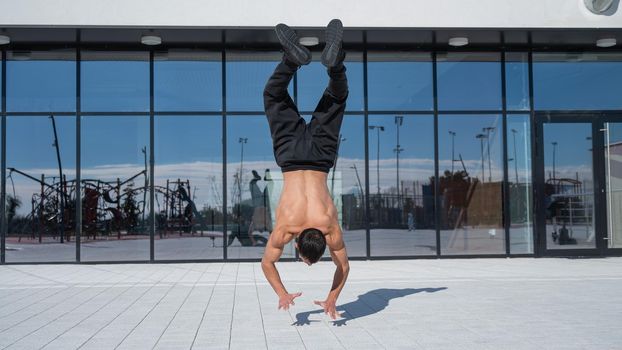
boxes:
[1,46,622,263]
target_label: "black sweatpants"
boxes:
[263,57,348,173]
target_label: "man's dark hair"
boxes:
[297,228,326,264]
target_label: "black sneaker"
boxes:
[321,19,344,68]
[275,23,311,66]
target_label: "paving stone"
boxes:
[0,258,621,349]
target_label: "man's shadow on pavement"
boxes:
[292,287,447,327]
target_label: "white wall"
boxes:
[1,0,621,28]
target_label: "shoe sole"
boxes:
[321,19,343,67]
[275,23,311,65]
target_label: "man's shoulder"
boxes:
[324,222,344,249]
[270,226,296,247]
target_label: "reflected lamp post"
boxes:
[49,115,65,243]
[483,127,495,182]
[476,134,487,182]
[368,125,385,196]
[551,141,558,184]
[394,116,404,206]
[238,137,247,226]
[511,128,519,184]
[349,164,364,204]
[449,130,456,174]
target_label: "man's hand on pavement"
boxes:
[278,292,302,310]
[313,298,342,319]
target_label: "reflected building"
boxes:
[1,1,622,263]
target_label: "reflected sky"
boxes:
[439,115,503,182]
[297,58,364,112]
[437,57,502,111]
[8,58,76,112]
[543,123,593,184]
[367,57,433,111]
[81,55,150,112]
[534,57,622,110]
[505,53,530,111]
[154,60,222,111]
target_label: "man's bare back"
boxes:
[269,171,341,253]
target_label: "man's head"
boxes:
[296,228,326,265]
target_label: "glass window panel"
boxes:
[604,122,622,249]
[437,52,502,111]
[507,115,533,254]
[369,115,436,256]
[155,116,223,260]
[226,115,288,259]
[81,51,149,112]
[154,50,222,112]
[534,53,622,110]
[505,52,530,111]
[296,51,364,112]
[81,116,150,261]
[7,50,76,112]
[438,114,505,254]
[328,115,366,258]
[226,52,292,112]
[6,116,76,262]
[367,52,433,111]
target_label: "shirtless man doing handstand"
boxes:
[261,19,349,320]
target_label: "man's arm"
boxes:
[314,228,350,319]
[261,230,301,310]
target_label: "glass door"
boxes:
[535,114,606,256]
[542,121,597,251]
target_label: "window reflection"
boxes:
[367,52,433,111]
[438,115,505,254]
[369,115,436,256]
[81,116,150,261]
[226,52,291,112]
[437,52,502,111]
[543,123,595,250]
[508,115,533,254]
[534,53,622,110]
[7,50,76,112]
[505,52,530,111]
[296,52,364,112]
[328,115,366,257]
[226,116,284,259]
[81,51,149,112]
[154,116,223,260]
[6,116,76,262]
[154,50,222,112]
